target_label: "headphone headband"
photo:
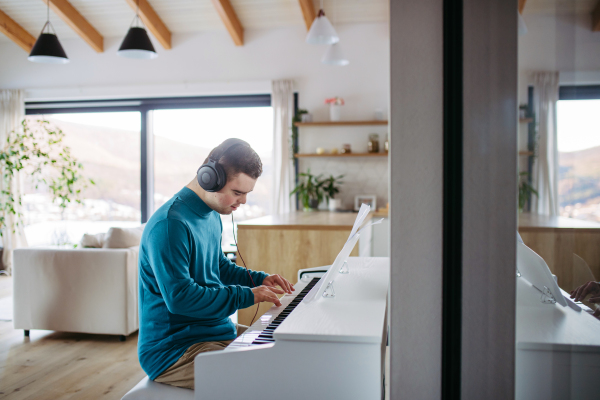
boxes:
[209,139,248,164]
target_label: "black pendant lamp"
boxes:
[28,1,69,64]
[118,0,157,59]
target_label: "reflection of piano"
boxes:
[194,257,389,400]
[516,242,600,399]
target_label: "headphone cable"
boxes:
[231,213,260,326]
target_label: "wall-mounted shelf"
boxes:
[295,152,388,158]
[294,120,388,127]
[519,118,533,123]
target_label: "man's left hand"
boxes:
[263,274,295,295]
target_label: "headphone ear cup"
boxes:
[197,164,219,191]
[213,162,227,192]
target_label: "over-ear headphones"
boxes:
[196,139,248,192]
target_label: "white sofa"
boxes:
[13,246,139,339]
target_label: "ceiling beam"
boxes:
[124,0,171,49]
[593,1,600,31]
[211,0,244,46]
[298,0,316,31]
[42,0,103,53]
[518,0,527,14]
[0,9,35,52]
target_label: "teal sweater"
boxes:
[138,187,267,380]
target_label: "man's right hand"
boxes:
[570,281,600,303]
[251,285,285,307]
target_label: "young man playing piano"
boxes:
[137,138,294,389]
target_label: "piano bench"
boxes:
[121,376,193,400]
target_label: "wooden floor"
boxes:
[0,276,145,400]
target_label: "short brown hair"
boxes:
[204,138,262,181]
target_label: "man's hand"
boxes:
[251,285,285,307]
[262,274,295,295]
[570,281,600,303]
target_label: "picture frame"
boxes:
[354,195,377,212]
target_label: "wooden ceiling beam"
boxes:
[593,1,600,31]
[211,0,244,46]
[0,9,35,52]
[298,0,316,31]
[518,0,527,14]
[42,0,103,53]
[124,0,171,49]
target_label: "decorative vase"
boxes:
[330,104,342,121]
[328,199,341,211]
[309,199,320,209]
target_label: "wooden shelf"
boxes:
[295,152,388,158]
[294,120,388,127]
[519,118,533,123]
[519,151,534,156]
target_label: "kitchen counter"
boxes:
[237,211,366,230]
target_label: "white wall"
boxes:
[0,22,390,211]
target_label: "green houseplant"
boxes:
[290,169,324,211]
[291,109,308,157]
[518,171,538,213]
[321,174,344,211]
[0,119,94,236]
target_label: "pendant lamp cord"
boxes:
[46,0,50,33]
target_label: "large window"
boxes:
[557,99,600,222]
[23,95,272,247]
[23,113,141,246]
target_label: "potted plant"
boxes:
[0,119,94,243]
[290,170,324,211]
[321,174,344,211]
[518,171,538,213]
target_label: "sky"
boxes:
[50,107,274,156]
[557,100,600,153]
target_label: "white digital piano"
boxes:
[194,257,389,400]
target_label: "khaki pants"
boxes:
[154,324,248,390]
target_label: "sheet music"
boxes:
[357,218,384,235]
[348,204,371,242]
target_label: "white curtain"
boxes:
[0,89,28,274]
[531,72,560,216]
[271,80,295,214]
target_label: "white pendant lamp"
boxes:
[118,0,157,59]
[518,12,528,36]
[306,1,339,45]
[322,43,348,66]
[28,1,69,64]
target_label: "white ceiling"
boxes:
[0,0,389,43]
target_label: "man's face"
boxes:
[205,173,256,215]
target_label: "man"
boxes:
[138,138,294,389]
[571,280,600,319]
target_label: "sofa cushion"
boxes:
[80,232,106,248]
[103,225,145,249]
[121,376,193,400]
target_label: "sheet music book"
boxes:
[305,204,383,302]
